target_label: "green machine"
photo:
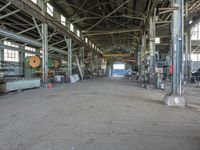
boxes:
[24,56,60,78]
[24,56,38,78]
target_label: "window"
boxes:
[191,54,197,61]
[61,15,66,26]
[4,41,19,62]
[77,30,80,37]
[4,49,19,62]
[113,64,125,70]
[47,3,53,17]
[85,37,88,43]
[155,37,160,44]
[70,23,74,32]
[30,0,37,4]
[25,46,36,57]
[191,22,200,40]
[92,43,95,48]
[61,60,67,64]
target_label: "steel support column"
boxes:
[149,15,156,83]
[67,39,72,75]
[185,31,191,80]
[139,33,146,77]
[41,23,48,84]
[171,0,184,95]
[185,1,191,81]
[141,33,146,58]
[164,0,186,107]
[81,47,85,77]
[0,40,3,71]
[41,1,48,85]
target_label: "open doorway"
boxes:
[112,62,126,77]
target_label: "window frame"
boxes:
[47,3,54,17]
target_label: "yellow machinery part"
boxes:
[54,60,61,69]
[35,70,54,76]
[29,56,41,68]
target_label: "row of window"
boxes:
[47,2,101,52]
[191,22,200,40]
[46,2,82,39]
[30,0,101,54]
[4,41,19,62]
[3,41,37,62]
[3,40,102,63]
[25,46,36,57]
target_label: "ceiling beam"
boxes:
[143,0,158,33]
[0,2,11,12]
[70,15,144,24]
[0,9,20,20]
[7,0,98,54]
[0,27,67,55]
[83,28,142,36]
[84,0,131,32]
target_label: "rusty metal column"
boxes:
[42,0,48,85]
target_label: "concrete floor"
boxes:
[0,78,200,150]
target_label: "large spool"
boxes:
[54,60,61,69]
[28,56,41,68]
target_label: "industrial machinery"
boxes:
[155,61,169,89]
[139,54,151,88]
[24,56,40,78]
[24,56,61,78]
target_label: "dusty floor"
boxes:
[0,78,200,150]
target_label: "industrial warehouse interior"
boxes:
[0,0,200,149]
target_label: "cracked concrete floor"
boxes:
[0,78,200,150]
